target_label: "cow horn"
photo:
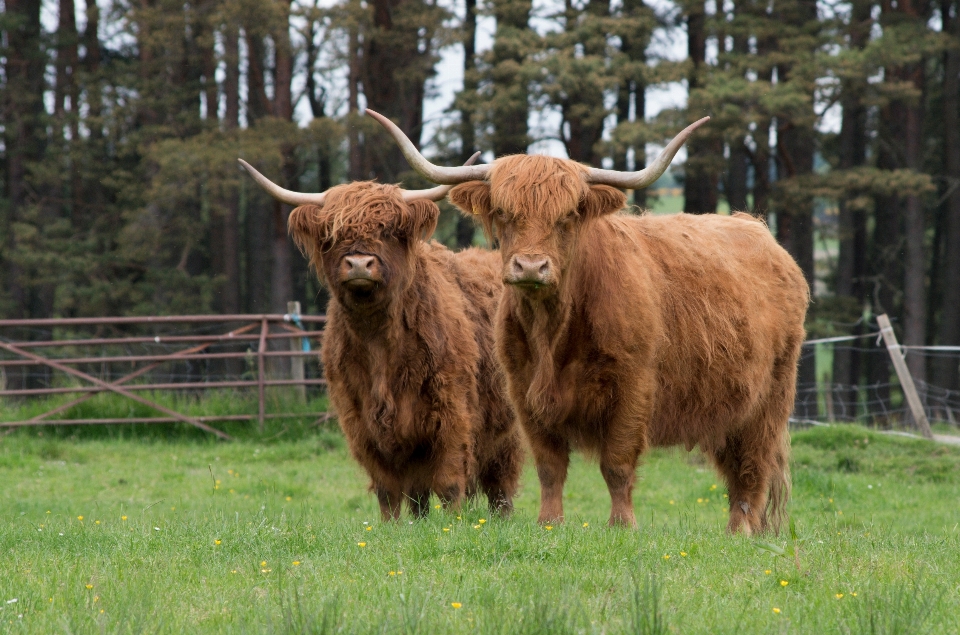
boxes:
[585,117,711,189]
[238,151,481,206]
[366,109,491,184]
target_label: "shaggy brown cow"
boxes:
[238,157,523,519]
[371,110,809,534]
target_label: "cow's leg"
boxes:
[478,429,523,516]
[374,480,403,521]
[599,439,643,528]
[715,359,795,536]
[408,486,432,518]
[529,433,570,524]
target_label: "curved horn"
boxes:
[238,159,328,207]
[586,117,711,189]
[239,152,480,207]
[367,109,491,184]
[402,151,481,201]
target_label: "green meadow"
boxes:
[1,411,959,633]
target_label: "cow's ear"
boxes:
[579,185,626,220]
[449,181,492,218]
[449,181,492,240]
[288,205,327,258]
[402,199,440,241]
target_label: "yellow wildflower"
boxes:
[85,584,93,590]
[443,528,450,532]
[545,525,553,530]
[773,608,781,614]
[121,516,127,521]
[710,484,717,491]
[358,542,366,547]
[451,603,462,609]
[669,500,675,505]
[434,504,442,509]
[78,516,84,521]
[680,552,687,557]
[765,570,772,575]
[835,593,844,599]
[663,554,670,560]
[260,561,267,566]
[780,580,788,587]
[293,561,301,566]
[286,496,292,502]
[583,523,589,528]
[479,519,486,524]
[389,571,396,576]
[215,539,222,545]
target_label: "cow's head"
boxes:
[367,109,709,298]
[238,153,477,313]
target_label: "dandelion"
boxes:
[773,608,781,614]
[85,585,93,590]
[669,500,675,505]
[680,552,687,557]
[389,571,396,576]
[78,516,84,521]
[697,498,704,504]
[710,484,717,491]
[545,525,553,531]
[456,516,462,520]
[851,592,858,597]
[478,519,486,524]
[121,516,127,521]
[95,520,101,525]
[443,528,450,532]
[397,571,403,575]
[780,580,788,587]
[46,511,51,514]
[358,542,366,548]
[293,561,301,566]
[215,539,222,545]
[451,603,462,609]
[261,561,267,566]
[583,523,589,528]
[835,593,844,599]
[828,498,833,503]
[764,570,772,575]
[434,504,442,509]
[286,497,292,502]
[663,555,670,560]
[366,526,372,531]
[100,609,104,614]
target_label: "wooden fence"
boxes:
[0,304,325,440]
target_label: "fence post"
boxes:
[257,318,268,432]
[877,314,933,439]
[287,301,306,403]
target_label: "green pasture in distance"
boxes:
[1,423,958,634]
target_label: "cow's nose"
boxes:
[344,255,376,276]
[510,255,550,281]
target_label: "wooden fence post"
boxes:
[287,301,306,403]
[257,318,268,432]
[876,313,933,439]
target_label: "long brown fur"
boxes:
[449,156,809,534]
[288,182,523,520]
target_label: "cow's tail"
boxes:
[765,428,791,535]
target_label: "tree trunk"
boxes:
[682,0,718,214]
[348,14,363,181]
[456,0,480,248]
[934,0,960,393]
[491,0,532,156]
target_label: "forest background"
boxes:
[1,0,959,402]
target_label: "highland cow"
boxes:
[238,157,523,520]
[372,110,809,534]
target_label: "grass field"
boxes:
[1,418,959,633]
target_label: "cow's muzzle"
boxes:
[505,254,553,289]
[340,254,383,291]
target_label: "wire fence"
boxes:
[794,334,960,429]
